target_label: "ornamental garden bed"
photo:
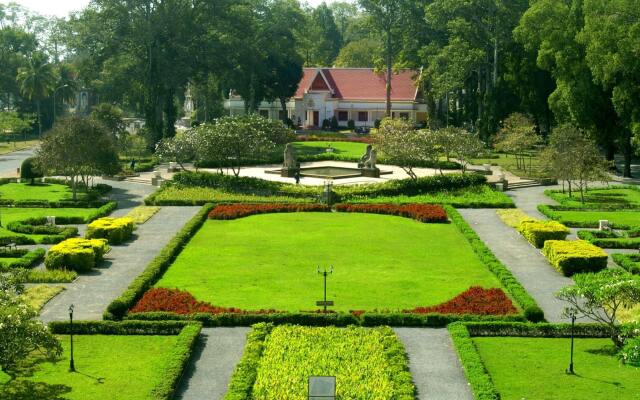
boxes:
[577,228,640,249]
[538,205,640,229]
[225,324,414,399]
[0,321,200,400]
[545,186,640,209]
[612,253,640,275]
[0,247,45,270]
[107,203,542,324]
[541,240,608,276]
[449,322,640,400]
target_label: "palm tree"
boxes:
[16,53,56,137]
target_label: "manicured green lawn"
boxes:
[474,337,640,400]
[0,182,83,201]
[251,326,413,399]
[0,335,179,400]
[547,187,640,209]
[471,152,544,179]
[292,141,367,159]
[156,213,502,311]
[0,139,39,155]
[348,185,514,208]
[0,207,97,241]
[21,285,64,312]
[545,209,640,228]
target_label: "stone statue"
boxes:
[283,143,296,169]
[363,149,377,169]
[358,144,372,168]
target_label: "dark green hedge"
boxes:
[445,206,545,322]
[538,205,636,229]
[48,320,197,335]
[611,253,640,274]
[104,204,214,320]
[0,248,45,270]
[577,230,640,249]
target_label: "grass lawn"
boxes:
[250,326,413,399]
[0,182,83,201]
[543,209,640,229]
[0,139,39,155]
[0,207,97,241]
[471,152,545,179]
[473,337,640,400]
[347,185,514,208]
[0,335,179,400]
[156,212,502,311]
[21,285,64,312]
[547,186,640,209]
[292,141,367,159]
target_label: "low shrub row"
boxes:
[45,237,109,272]
[6,218,78,244]
[538,204,637,229]
[577,229,640,249]
[86,217,135,244]
[130,288,279,315]
[145,185,315,206]
[335,203,448,223]
[208,203,330,220]
[105,204,215,320]
[0,199,111,208]
[496,209,535,228]
[612,253,640,275]
[517,220,570,248]
[25,268,77,283]
[446,206,544,322]
[541,240,608,276]
[403,287,517,315]
[0,248,45,270]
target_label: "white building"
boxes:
[225,68,428,128]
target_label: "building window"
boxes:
[338,111,349,121]
[259,110,269,118]
[358,111,368,122]
[399,112,409,120]
[278,110,288,121]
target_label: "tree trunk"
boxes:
[385,30,392,118]
[623,129,632,178]
[37,101,42,138]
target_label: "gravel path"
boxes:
[176,328,250,400]
[458,209,572,323]
[39,206,200,322]
[394,328,473,400]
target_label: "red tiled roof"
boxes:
[294,68,418,101]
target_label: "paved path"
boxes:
[0,148,34,177]
[394,328,473,400]
[39,206,200,322]
[176,328,250,400]
[507,184,561,218]
[458,209,572,323]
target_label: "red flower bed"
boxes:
[403,287,517,315]
[334,203,448,223]
[209,203,330,220]
[130,288,278,315]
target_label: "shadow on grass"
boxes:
[0,380,71,400]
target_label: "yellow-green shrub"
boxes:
[45,238,109,272]
[496,209,536,228]
[86,217,135,244]
[542,240,608,276]
[518,220,570,248]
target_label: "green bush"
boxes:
[611,253,640,275]
[86,217,135,244]
[620,337,640,366]
[517,220,570,248]
[20,157,43,184]
[25,268,77,283]
[577,229,640,249]
[542,240,608,276]
[45,238,109,272]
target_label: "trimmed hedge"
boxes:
[45,238,109,272]
[446,206,544,322]
[517,220,570,248]
[6,218,78,244]
[0,248,45,270]
[542,240,608,276]
[577,229,640,249]
[611,253,640,275]
[86,217,135,244]
[538,204,638,229]
[25,269,77,283]
[224,323,272,400]
[105,204,215,320]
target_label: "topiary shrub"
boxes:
[321,118,331,130]
[330,116,338,131]
[20,157,43,184]
[45,238,109,273]
[517,220,570,248]
[86,217,135,244]
[542,240,608,276]
[347,119,355,131]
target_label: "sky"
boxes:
[6,0,353,18]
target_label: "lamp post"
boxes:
[69,304,76,372]
[317,266,333,312]
[566,308,577,375]
[53,84,69,124]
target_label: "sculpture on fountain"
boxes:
[358,144,372,168]
[281,143,299,177]
[360,145,380,178]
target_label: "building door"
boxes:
[313,111,319,127]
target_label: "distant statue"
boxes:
[358,144,372,168]
[363,149,377,169]
[283,143,296,169]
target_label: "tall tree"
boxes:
[302,3,342,66]
[16,52,56,137]
[335,38,380,67]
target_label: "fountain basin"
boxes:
[266,166,391,180]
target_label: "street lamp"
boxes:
[69,304,76,372]
[566,308,577,375]
[316,266,333,312]
[53,84,69,124]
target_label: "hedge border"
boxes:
[449,321,613,400]
[611,253,640,275]
[0,247,45,270]
[545,186,640,210]
[445,206,544,322]
[577,230,640,249]
[48,320,201,400]
[538,204,637,229]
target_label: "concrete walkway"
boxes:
[176,328,250,400]
[39,206,200,322]
[0,147,34,177]
[394,328,473,400]
[458,209,573,323]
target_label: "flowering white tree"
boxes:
[0,271,61,379]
